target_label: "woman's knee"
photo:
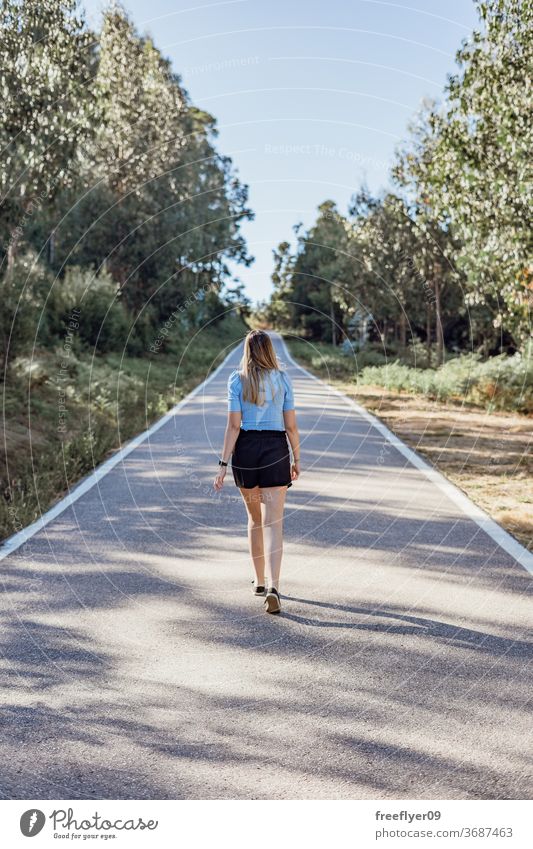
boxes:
[261,489,286,520]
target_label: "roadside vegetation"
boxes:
[260,1,531,380]
[287,338,533,414]
[2,314,246,541]
[286,337,532,552]
[0,2,251,542]
[258,1,532,552]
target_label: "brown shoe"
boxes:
[264,588,281,614]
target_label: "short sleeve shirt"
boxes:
[227,369,295,430]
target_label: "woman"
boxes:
[213,330,300,614]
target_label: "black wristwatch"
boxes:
[218,459,228,467]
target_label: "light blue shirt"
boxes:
[227,368,295,431]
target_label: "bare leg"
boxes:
[260,486,288,590]
[239,486,264,584]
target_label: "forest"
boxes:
[0,0,252,539]
[0,0,531,543]
[262,0,531,410]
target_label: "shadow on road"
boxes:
[0,348,531,800]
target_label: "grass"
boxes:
[1,316,246,542]
[286,336,533,552]
[286,337,533,413]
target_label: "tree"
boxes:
[288,201,356,343]
[0,0,93,276]
[266,188,466,359]
[395,0,532,348]
[45,4,253,320]
[269,241,294,328]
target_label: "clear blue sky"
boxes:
[83,0,479,303]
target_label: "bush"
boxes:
[0,313,248,541]
[356,350,533,413]
[286,337,387,379]
[0,253,51,370]
[58,266,132,353]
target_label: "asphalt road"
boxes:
[1,334,531,800]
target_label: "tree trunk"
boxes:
[6,240,16,283]
[426,303,432,367]
[48,229,56,266]
[330,286,336,346]
[399,309,407,351]
[434,276,444,366]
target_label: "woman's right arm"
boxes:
[213,411,241,491]
[283,409,300,481]
[214,370,242,491]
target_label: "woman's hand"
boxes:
[213,466,227,491]
[291,460,300,481]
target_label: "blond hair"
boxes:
[240,330,280,405]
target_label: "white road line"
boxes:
[277,333,533,576]
[0,345,241,561]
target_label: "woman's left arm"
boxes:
[213,411,241,490]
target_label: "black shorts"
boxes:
[231,429,292,489]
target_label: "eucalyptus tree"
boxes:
[61,7,193,307]
[288,201,357,344]
[172,103,253,322]
[269,241,295,329]
[0,0,94,372]
[0,0,93,274]
[395,0,532,348]
[348,192,421,353]
[51,5,252,323]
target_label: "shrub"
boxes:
[58,266,132,353]
[356,351,533,413]
[0,252,51,371]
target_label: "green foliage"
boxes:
[286,337,388,379]
[0,315,246,541]
[1,1,252,327]
[287,335,531,413]
[394,0,532,345]
[57,5,253,317]
[268,1,531,356]
[269,202,355,343]
[357,351,533,413]
[58,267,131,353]
[0,252,53,371]
[269,193,463,361]
[0,0,93,255]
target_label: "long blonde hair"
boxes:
[240,330,280,405]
